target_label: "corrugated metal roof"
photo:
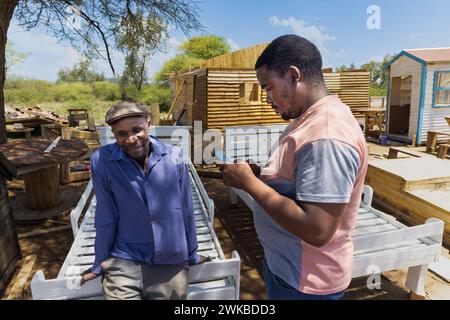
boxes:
[405,48,450,63]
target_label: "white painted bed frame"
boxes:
[31,126,241,300]
[225,124,444,297]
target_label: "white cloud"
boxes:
[226,38,240,52]
[408,32,424,40]
[7,22,82,81]
[269,16,336,50]
[268,16,344,67]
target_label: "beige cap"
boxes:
[105,101,149,125]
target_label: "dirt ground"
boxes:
[2,144,449,300]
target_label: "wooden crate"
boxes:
[59,128,97,185]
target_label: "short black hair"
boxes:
[255,34,324,85]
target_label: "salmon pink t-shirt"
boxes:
[256,95,368,295]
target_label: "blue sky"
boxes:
[7,0,450,82]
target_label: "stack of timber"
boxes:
[339,72,371,117]
[5,105,69,128]
[323,72,371,118]
[365,157,450,245]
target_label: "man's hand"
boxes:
[80,268,99,286]
[199,255,213,264]
[219,161,258,190]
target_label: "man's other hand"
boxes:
[219,161,257,190]
[80,268,99,286]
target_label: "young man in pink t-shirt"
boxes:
[221,35,368,300]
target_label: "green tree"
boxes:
[0,0,202,144]
[335,62,356,72]
[154,35,229,85]
[361,54,395,89]
[5,41,27,77]
[154,54,203,85]
[180,35,230,59]
[57,58,104,84]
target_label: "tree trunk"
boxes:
[0,0,19,144]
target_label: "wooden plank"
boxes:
[368,158,450,188]
[44,137,61,153]
[18,225,71,239]
[7,255,37,300]
[429,256,450,282]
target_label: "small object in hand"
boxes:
[214,149,232,164]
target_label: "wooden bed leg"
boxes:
[230,188,238,205]
[410,291,426,300]
[406,264,428,300]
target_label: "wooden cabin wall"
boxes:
[170,69,208,127]
[192,73,208,131]
[420,63,450,141]
[172,74,193,125]
[206,69,287,131]
[173,69,371,131]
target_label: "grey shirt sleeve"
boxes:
[295,139,360,203]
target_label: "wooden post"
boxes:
[87,114,96,132]
[60,127,73,184]
[24,130,31,141]
[150,103,160,126]
[24,166,60,210]
[387,148,399,159]
[61,127,74,140]
[40,124,60,139]
[437,144,450,159]
[426,131,437,153]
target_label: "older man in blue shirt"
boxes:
[80,101,205,300]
